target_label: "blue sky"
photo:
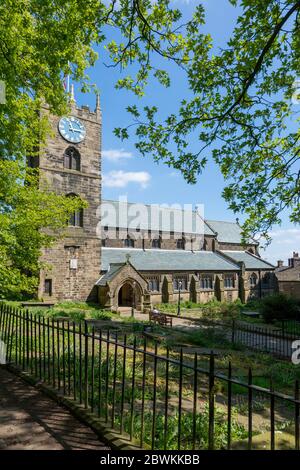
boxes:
[73,0,300,265]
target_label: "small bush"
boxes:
[260,293,300,323]
[244,299,262,311]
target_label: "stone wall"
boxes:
[278,281,300,300]
[102,229,213,251]
[38,101,102,301]
[134,271,240,306]
[218,242,258,254]
[240,270,276,302]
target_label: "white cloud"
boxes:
[102,148,133,162]
[263,227,300,264]
[102,170,151,189]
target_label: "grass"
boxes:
[24,301,113,322]
[3,315,250,450]
[156,298,243,316]
[274,319,300,335]
[2,302,300,450]
[4,299,300,394]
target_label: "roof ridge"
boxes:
[102,247,217,254]
[244,250,275,268]
[221,249,274,268]
[102,200,232,225]
[205,218,239,225]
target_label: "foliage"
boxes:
[243,299,263,311]
[260,293,300,322]
[0,162,85,299]
[124,405,248,450]
[116,0,300,241]
[30,301,113,322]
[157,298,243,319]
[0,0,190,298]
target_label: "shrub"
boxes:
[260,293,300,323]
[244,299,262,311]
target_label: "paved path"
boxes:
[0,367,109,450]
[118,307,198,329]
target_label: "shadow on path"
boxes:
[0,367,109,450]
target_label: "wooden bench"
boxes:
[149,310,173,327]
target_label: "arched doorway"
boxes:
[117,280,143,309]
[118,282,134,307]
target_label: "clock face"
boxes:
[58,116,86,143]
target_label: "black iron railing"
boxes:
[230,319,300,359]
[0,303,300,450]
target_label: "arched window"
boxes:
[147,276,160,292]
[200,274,213,289]
[124,236,134,248]
[67,193,83,227]
[262,272,271,287]
[64,147,80,171]
[249,273,258,287]
[152,238,161,249]
[224,274,235,288]
[173,275,188,291]
[176,238,185,250]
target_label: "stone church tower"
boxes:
[37,92,102,301]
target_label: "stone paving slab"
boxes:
[0,367,109,450]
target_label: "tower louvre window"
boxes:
[64,147,81,171]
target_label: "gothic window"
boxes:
[124,236,134,248]
[224,274,235,288]
[102,238,106,247]
[148,277,160,292]
[262,272,271,287]
[152,238,161,249]
[67,193,83,227]
[176,238,185,250]
[173,275,188,291]
[249,273,258,287]
[64,147,81,171]
[200,274,213,289]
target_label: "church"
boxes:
[36,93,276,311]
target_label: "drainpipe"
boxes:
[258,269,262,299]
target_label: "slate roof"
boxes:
[221,251,275,270]
[96,263,124,286]
[101,248,240,272]
[101,200,215,236]
[205,220,257,245]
